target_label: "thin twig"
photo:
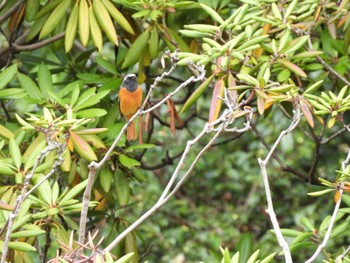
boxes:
[305,189,343,263]
[78,52,205,244]
[251,122,308,180]
[258,109,302,263]
[103,102,253,252]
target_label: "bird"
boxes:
[118,74,143,141]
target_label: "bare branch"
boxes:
[78,52,206,244]
[305,189,343,263]
[258,109,302,263]
[103,97,253,252]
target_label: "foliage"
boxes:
[0,0,350,262]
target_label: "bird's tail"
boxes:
[127,121,136,141]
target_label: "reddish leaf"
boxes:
[300,100,314,127]
[327,22,337,39]
[227,73,238,98]
[70,131,97,162]
[209,78,224,122]
[167,99,176,135]
[139,115,143,144]
[144,112,151,132]
[257,95,265,115]
[279,59,307,78]
[8,4,25,31]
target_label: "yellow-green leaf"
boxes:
[180,74,214,114]
[278,59,307,78]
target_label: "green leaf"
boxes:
[38,63,53,98]
[115,252,135,263]
[0,161,16,175]
[119,154,140,168]
[100,166,113,193]
[167,28,191,52]
[307,188,334,196]
[247,249,260,263]
[48,90,65,106]
[278,59,307,78]
[59,179,88,205]
[9,138,21,170]
[300,217,315,231]
[282,35,309,54]
[18,73,42,99]
[259,252,276,263]
[304,80,324,94]
[0,88,26,99]
[39,0,70,39]
[236,35,268,52]
[221,247,230,263]
[10,230,46,238]
[125,143,155,153]
[180,74,214,114]
[23,135,46,171]
[8,241,36,252]
[96,56,118,75]
[115,169,130,206]
[122,31,150,69]
[0,64,18,90]
[284,0,298,19]
[237,73,259,87]
[199,3,224,24]
[76,108,108,118]
[237,233,253,263]
[32,174,52,205]
[101,0,134,34]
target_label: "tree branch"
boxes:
[305,189,343,263]
[0,32,65,57]
[103,95,253,253]
[258,109,302,263]
[78,51,206,244]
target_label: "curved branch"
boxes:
[0,32,65,57]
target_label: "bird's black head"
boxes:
[122,74,138,92]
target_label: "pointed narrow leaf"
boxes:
[39,0,70,39]
[0,124,14,139]
[70,132,97,162]
[199,3,224,24]
[122,31,150,68]
[278,59,307,78]
[59,179,88,204]
[101,0,134,34]
[9,138,21,170]
[300,100,314,127]
[115,169,130,205]
[209,78,224,122]
[180,74,214,114]
[0,64,18,90]
[38,63,53,98]
[18,73,42,99]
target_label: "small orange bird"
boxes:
[118,74,143,141]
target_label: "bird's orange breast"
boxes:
[119,86,142,119]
